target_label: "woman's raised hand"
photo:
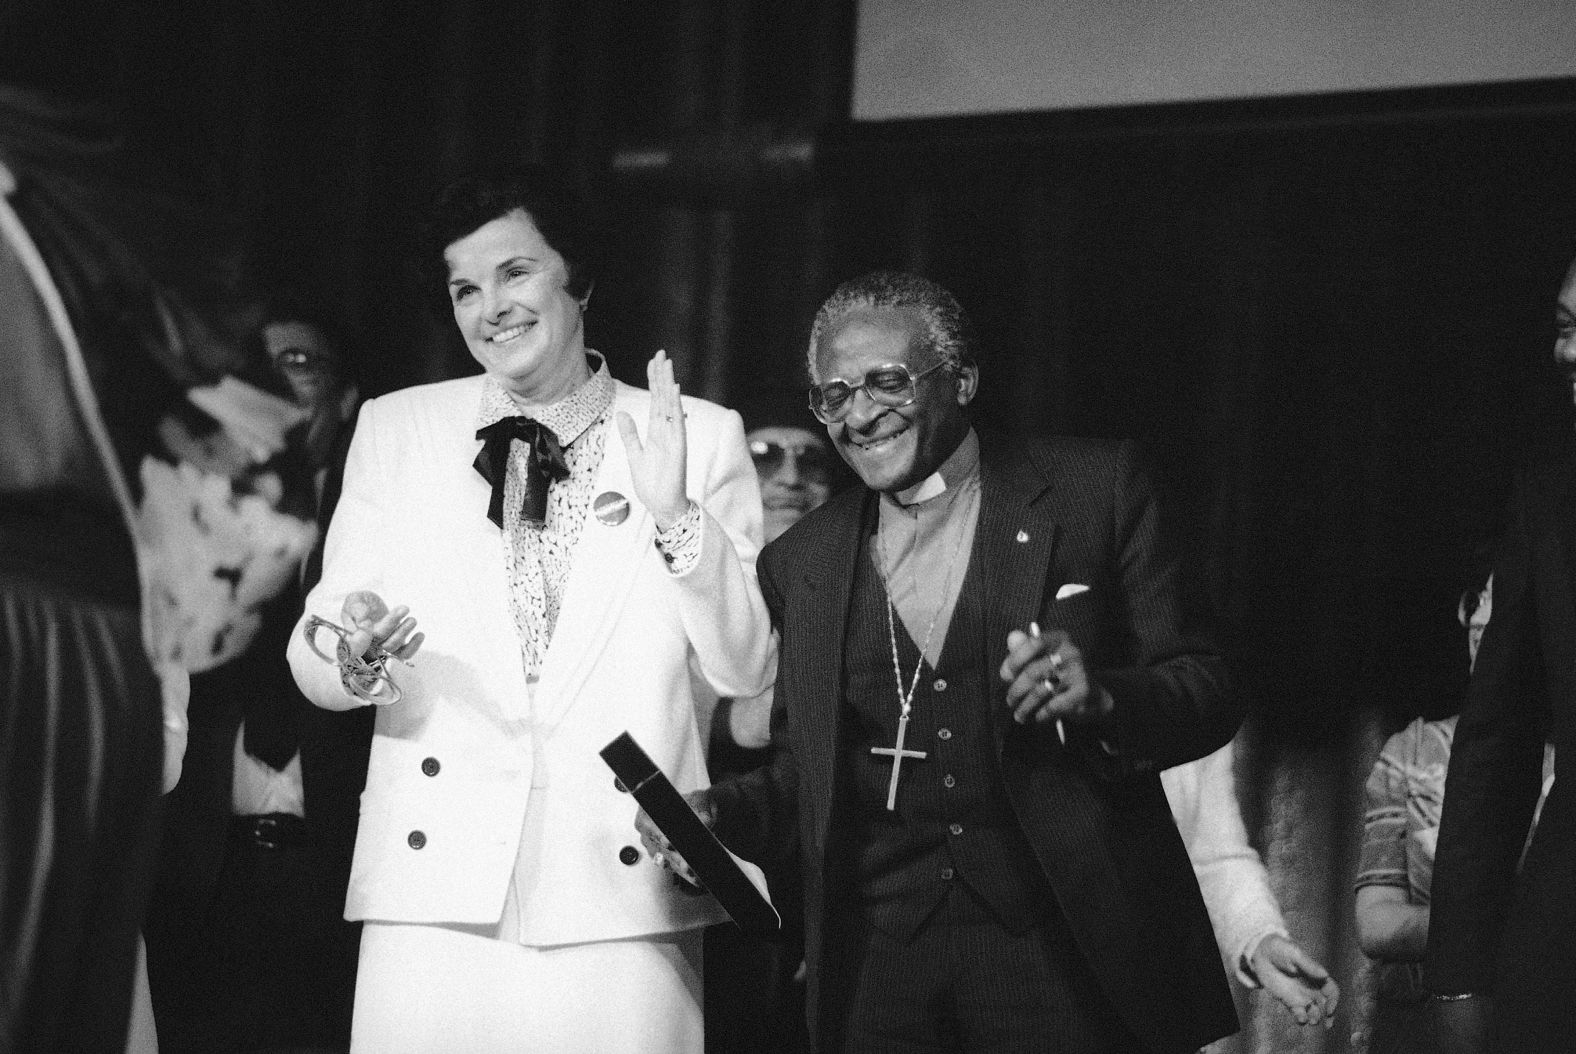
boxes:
[616,350,690,530]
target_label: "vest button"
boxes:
[940,867,955,880]
[421,757,440,777]
[943,774,956,789]
[619,845,641,866]
[932,678,947,692]
[949,822,963,836]
[407,830,427,850]
[937,728,952,740]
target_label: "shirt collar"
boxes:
[884,428,981,512]
[476,350,615,446]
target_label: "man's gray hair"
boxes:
[806,271,977,381]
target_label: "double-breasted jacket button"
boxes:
[943,774,957,789]
[619,845,641,866]
[940,867,956,880]
[932,678,948,692]
[421,757,440,777]
[937,728,953,741]
[948,822,964,836]
[407,830,427,850]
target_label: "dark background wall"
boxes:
[13,2,1576,1049]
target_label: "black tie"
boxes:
[474,417,571,528]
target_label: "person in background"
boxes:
[286,167,775,1054]
[644,270,1241,1053]
[142,302,363,1054]
[704,418,838,1054]
[1166,740,1341,1037]
[711,421,840,756]
[1425,253,1576,1054]
[1355,571,1525,1053]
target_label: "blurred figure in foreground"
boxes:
[1426,253,1576,1054]
[0,82,285,1054]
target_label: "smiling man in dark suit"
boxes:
[640,270,1241,1053]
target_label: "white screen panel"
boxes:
[853,0,1576,121]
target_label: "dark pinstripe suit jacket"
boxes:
[711,433,1241,1053]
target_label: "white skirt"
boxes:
[350,921,704,1054]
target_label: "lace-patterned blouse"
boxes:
[475,355,614,680]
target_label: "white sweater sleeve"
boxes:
[1163,739,1289,988]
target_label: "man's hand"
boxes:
[999,627,1112,727]
[634,788,713,888]
[1432,995,1492,1054]
[617,350,690,530]
[1250,934,1339,1028]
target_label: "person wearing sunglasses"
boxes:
[749,425,838,546]
[640,270,1240,1053]
[701,420,836,1054]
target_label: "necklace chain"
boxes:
[877,476,977,718]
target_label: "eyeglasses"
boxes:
[806,360,953,424]
[749,438,836,478]
[273,347,340,375]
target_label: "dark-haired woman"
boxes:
[287,170,775,1053]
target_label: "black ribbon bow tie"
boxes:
[474,417,571,528]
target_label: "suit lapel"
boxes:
[533,387,651,729]
[453,381,536,722]
[975,445,1060,747]
[793,487,871,849]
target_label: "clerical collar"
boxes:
[885,429,981,509]
[476,351,615,446]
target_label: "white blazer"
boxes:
[287,374,776,945]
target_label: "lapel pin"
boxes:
[594,491,630,527]
[1015,529,1030,543]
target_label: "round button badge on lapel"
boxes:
[594,491,630,526]
[407,830,427,850]
[421,757,440,777]
[619,845,641,866]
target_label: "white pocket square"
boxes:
[1055,583,1090,601]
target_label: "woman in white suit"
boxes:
[286,169,776,1054]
